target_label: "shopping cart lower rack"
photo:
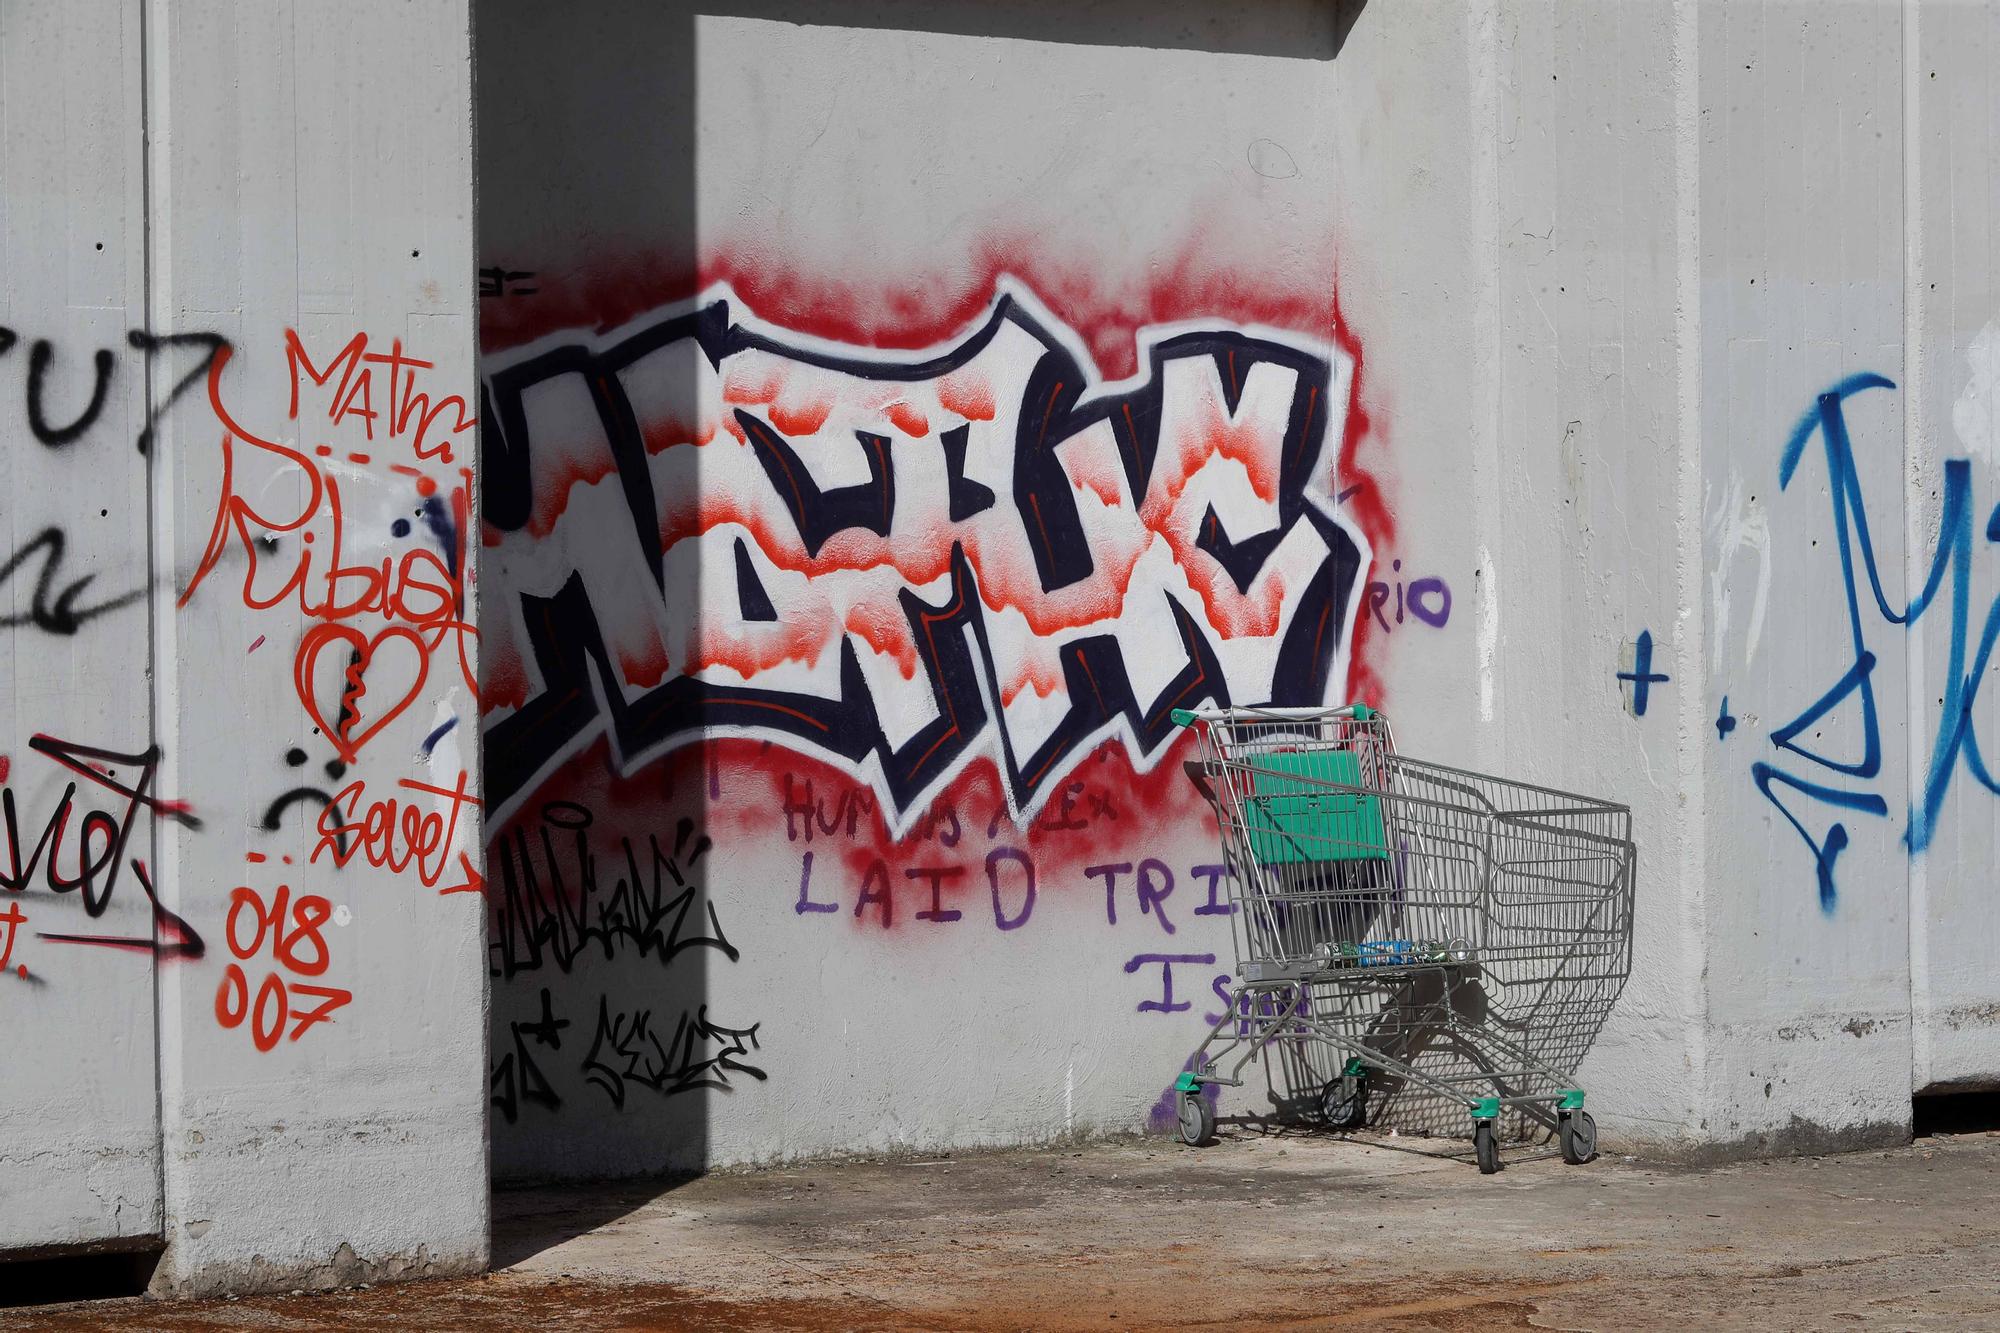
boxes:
[1166,703,1635,1174]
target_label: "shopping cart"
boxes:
[1166,703,1635,1173]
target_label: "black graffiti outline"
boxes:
[7,736,206,958]
[36,859,206,960]
[488,805,731,980]
[0,528,145,635]
[481,290,1364,825]
[260,746,351,856]
[128,330,231,455]
[491,985,569,1124]
[0,329,231,644]
[2,735,200,906]
[25,340,115,447]
[581,996,767,1109]
[0,326,230,452]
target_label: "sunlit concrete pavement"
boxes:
[6,1126,1998,1331]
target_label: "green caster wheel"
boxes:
[1559,1110,1598,1165]
[1473,1120,1500,1174]
[1177,1090,1216,1146]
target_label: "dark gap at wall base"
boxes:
[1912,1089,2000,1138]
[0,1247,160,1309]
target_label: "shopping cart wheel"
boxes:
[1559,1111,1598,1165]
[1319,1072,1368,1130]
[1473,1121,1500,1174]
[1176,1090,1215,1146]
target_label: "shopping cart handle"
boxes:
[1171,703,1375,727]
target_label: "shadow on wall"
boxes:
[702,0,1369,59]
[473,0,1371,1194]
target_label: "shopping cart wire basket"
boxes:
[1166,702,1636,1174]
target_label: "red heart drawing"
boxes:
[293,623,431,763]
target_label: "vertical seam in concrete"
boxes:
[288,3,300,319]
[139,0,183,1282]
[1670,0,1708,1138]
[1901,0,1929,1099]
[137,0,167,1243]
[466,0,494,1252]
[1466,0,1503,758]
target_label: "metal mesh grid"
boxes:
[1193,710,1633,982]
[1173,704,1637,1144]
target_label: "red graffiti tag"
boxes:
[214,883,351,1051]
[0,899,26,977]
[311,768,481,892]
[293,623,431,764]
[181,335,477,758]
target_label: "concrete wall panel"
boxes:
[0,0,487,1289]
[1909,0,2000,1098]
[474,0,1692,1179]
[144,0,486,1291]
[0,0,162,1252]
[1697,0,1915,1153]
[12,0,2000,1282]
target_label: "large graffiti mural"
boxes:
[477,270,1386,1152]
[479,282,1371,835]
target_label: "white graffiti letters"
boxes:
[480,282,1369,832]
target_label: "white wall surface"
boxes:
[0,0,163,1255]
[1906,0,2000,1104]
[473,0,2000,1182]
[0,0,486,1293]
[472,0,1704,1180]
[12,0,2000,1286]
[1696,0,2000,1154]
[1697,0,1914,1153]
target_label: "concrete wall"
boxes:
[1,0,486,1292]
[0,0,164,1252]
[474,0,2000,1182]
[1907,0,2000,1105]
[1696,0,1908,1154]
[11,0,1998,1286]
[1699,0,2000,1154]
[471,0,1684,1179]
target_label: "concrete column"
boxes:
[143,0,486,1293]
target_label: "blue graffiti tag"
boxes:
[1617,630,1670,717]
[1754,372,2000,914]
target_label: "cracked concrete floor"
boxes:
[4,1127,1996,1330]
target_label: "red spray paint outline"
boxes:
[480,236,1398,900]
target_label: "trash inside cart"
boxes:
[1167,703,1635,1174]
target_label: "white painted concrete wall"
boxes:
[1696,0,1913,1154]
[0,0,163,1254]
[1696,0,2000,1154]
[11,0,2000,1289]
[471,0,1699,1179]
[1905,0,2000,1106]
[473,0,2000,1182]
[0,0,486,1292]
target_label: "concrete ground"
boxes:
[3,1125,1996,1331]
